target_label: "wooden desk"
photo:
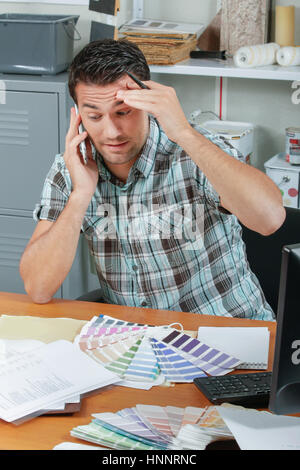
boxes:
[0,292,276,450]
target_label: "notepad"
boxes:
[197,327,270,369]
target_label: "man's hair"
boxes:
[68,39,150,102]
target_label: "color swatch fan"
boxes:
[70,404,235,450]
[74,315,242,386]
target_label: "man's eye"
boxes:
[89,115,102,120]
[117,110,131,116]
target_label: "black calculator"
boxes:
[193,372,272,408]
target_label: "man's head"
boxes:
[68,40,151,171]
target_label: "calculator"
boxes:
[193,372,272,408]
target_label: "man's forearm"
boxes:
[177,127,286,235]
[20,192,91,303]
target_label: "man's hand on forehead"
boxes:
[114,74,148,101]
[115,79,191,144]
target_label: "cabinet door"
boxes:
[0,90,59,213]
[62,234,100,300]
[0,214,61,297]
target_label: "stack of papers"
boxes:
[70,404,235,450]
[0,340,119,424]
[119,18,203,65]
[119,18,204,37]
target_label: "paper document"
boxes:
[0,314,87,343]
[53,442,104,450]
[0,339,81,411]
[0,340,119,423]
[0,338,45,363]
[119,18,204,37]
[197,327,270,369]
[217,406,300,450]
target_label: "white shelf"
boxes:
[149,58,300,81]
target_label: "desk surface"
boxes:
[0,292,276,450]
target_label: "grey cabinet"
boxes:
[0,90,59,213]
[0,73,98,298]
[0,215,36,294]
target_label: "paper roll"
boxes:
[233,43,280,68]
[275,5,295,47]
[276,46,300,66]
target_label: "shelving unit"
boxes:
[150,58,300,81]
[132,2,299,82]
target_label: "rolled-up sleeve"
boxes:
[33,154,71,222]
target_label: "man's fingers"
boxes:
[71,131,88,148]
[117,89,160,102]
[125,80,142,90]
[66,107,82,141]
[64,131,87,160]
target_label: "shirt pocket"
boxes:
[128,203,205,276]
[141,202,204,245]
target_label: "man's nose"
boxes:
[103,117,122,141]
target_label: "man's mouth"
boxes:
[104,141,129,150]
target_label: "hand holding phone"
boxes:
[74,104,96,164]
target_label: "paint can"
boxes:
[286,127,300,165]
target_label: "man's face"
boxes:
[75,77,149,166]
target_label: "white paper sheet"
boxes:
[0,339,82,411]
[53,442,104,450]
[116,373,166,390]
[217,406,300,450]
[0,340,119,423]
[0,338,45,362]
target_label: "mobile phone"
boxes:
[74,104,96,164]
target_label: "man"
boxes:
[20,39,285,320]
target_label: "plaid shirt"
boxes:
[34,116,274,320]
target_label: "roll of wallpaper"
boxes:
[275,5,295,47]
[276,46,300,66]
[233,43,280,68]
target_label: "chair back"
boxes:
[241,207,300,315]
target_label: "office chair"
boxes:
[240,206,300,315]
[77,207,300,314]
[76,287,106,303]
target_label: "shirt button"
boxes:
[141,301,148,307]
[132,265,138,271]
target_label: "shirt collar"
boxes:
[129,115,161,179]
[96,115,161,183]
